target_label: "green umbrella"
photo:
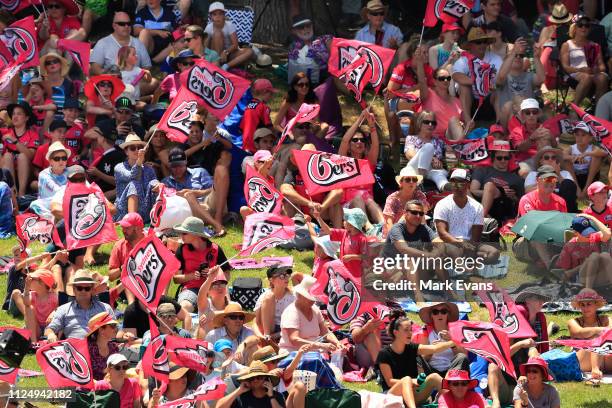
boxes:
[511,211,576,243]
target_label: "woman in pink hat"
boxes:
[513,357,560,408]
[438,369,485,408]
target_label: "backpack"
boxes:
[482,217,504,249]
[66,390,120,408]
[541,349,582,381]
[230,277,263,311]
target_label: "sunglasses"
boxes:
[45,59,60,66]
[432,308,448,315]
[226,314,245,321]
[295,82,310,88]
[184,36,196,42]
[351,137,366,143]
[47,3,62,8]
[495,155,510,161]
[541,155,557,161]
[451,180,466,187]
[179,61,195,66]
[369,11,385,16]
[75,286,92,292]
[577,23,591,29]
[295,123,311,130]
[98,81,113,88]
[436,76,451,82]
[450,381,470,387]
[402,177,419,183]
[114,21,131,26]
[523,109,539,116]
[272,273,291,280]
[51,155,68,162]
[211,282,227,289]
[423,120,437,126]
[125,145,139,152]
[113,364,130,371]
[541,176,558,183]
[408,209,424,216]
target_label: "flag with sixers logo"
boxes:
[475,285,536,339]
[0,40,13,68]
[165,336,214,372]
[291,149,375,195]
[0,16,39,69]
[462,51,495,99]
[0,52,25,92]
[337,51,371,107]
[15,212,63,252]
[0,327,30,384]
[150,185,177,228]
[158,378,227,407]
[63,182,118,250]
[157,87,200,143]
[446,138,490,166]
[328,38,395,96]
[180,59,250,121]
[35,338,95,389]
[240,212,295,256]
[142,315,170,383]
[310,260,375,329]
[570,103,612,154]
[244,165,284,214]
[555,329,612,355]
[449,321,516,378]
[122,233,179,313]
[57,39,90,76]
[274,103,320,153]
[424,0,474,27]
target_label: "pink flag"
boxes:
[0,0,35,14]
[142,315,170,383]
[244,165,284,214]
[0,327,30,384]
[0,40,14,68]
[63,182,118,250]
[158,378,227,407]
[462,51,495,99]
[274,103,320,152]
[157,87,200,143]
[571,103,612,154]
[311,260,375,329]
[180,59,250,121]
[424,0,474,27]
[446,138,491,166]
[57,39,91,76]
[15,212,63,252]
[338,52,371,107]
[240,212,295,256]
[475,285,537,339]
[0,53,25,92]
[121,234,180,313]
[555,329,612,355]
[449,321,516,378]
[328,38,395,95]
[35,338,94,389]
[0,16,39,69]
[150,185,177,228]
[291,149,375,195]
[166,336,214,372]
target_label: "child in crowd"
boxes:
[240,79,277,154]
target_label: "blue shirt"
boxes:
[354,21,403,49]
[47,299,115,339]
[161,167,213,191]
[134,6,180,31]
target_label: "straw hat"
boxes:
[441,369,478,390]
[549,4,573,24]
[237,360,280,385]
[571,288,607,310]
[168,363,191,380]
[534,145,562,166]
[292,274,318,302]
[173,216,213,239]
[360,0,388,20]
[467,27,495,43]
[418,302,460,325]
[86,311,118,337]
[396,166,423,185]
[45,141,71,161]
[67,269,98,286]
[519,356,554,381]
[252,346,289,364]
[119,133,146,150]
[40,53,70,77]
[212,303,255,328]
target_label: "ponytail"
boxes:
[387,309,410,339]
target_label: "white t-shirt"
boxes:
[254,290,296,327]
[433,195,484,240]
[120,67,143,100]
[452,51,503,97]
[204,21,237,50]
[90,35,152,70]
[524,170,574,190]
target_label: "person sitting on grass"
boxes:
[205,303,255,352]
[94,354,142,408]
[10,268,57,341]
[197,266,234,338]
[563,122,607,199]
[513,357,560,408]
[253,265,296,342]
[582,181,612,228]
[438,369,486,408]
[216,361,285,408]
[204,2,254,71]
[86,312,121,381]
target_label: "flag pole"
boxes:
[282,196,306,217]
[216,252,242,269]
[418,24,426,48]
[143,129,159,151]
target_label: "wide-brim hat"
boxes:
[313,235,340,259]
[360,0,388,20]
[549,4,573,24]
[84,75,125,103]
[252,345,289,364]
[7,101,35,127]
[535,146,562,166]
[173,216,213,239]
[168,363,191,380]
[171,49,200,72]
[119,133,146,150]
[293,275,318,302]
[343,207,367,232]
[467,27,495,43]
[520,357,553,381]
[515,288,551,304]
[237,361,280,385]
[212,303,255,328]
[40,52,70,77]
[571,288,607,310]
[86,311,118,337]
[67,269,98,286]
[441,369,478,390]
[418,302,460,325]
[396,166,423,185]
[45,141,71,161]
[43,0,80,15]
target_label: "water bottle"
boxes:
[416,373,427,392]
[330,349,343,371]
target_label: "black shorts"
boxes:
[489,186,518,222]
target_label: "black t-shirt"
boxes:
[95,148,126,191]
[472,166,525,197]
[376,343,420,391]
[231,391,285,408]
[381,220,436,258]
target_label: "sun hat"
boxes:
[212,303,255,328]
[29,269,55,289]
[488,140,515,152]
[253,128,275,142]
[43,0,80,15]
[449,168,471,181]
[66,165,86,179]
[174,216,213,239]
[549,3,572,24]
[293,275,318,302]
[313,235,340,259]
[573,121,592,134]
[343,207,367,232]
[266,265,292,279]
[208,1,225,13]
[252,346,289,364]
[571,216,598,237]
[571,288,607,310]
[45,141,71,161]
[489,124,505,135]
[252,79,278,93]
[291,14,312,28]
[86,311,118,336]
[256,54,273,67]
[441,369,478,390]
[535,146,562,166]
[119,133,146,150]
[67,269,97,286]
[84,75,125,102]
[213,339,233,353]
[40,52,70,77]
[536,164,557,180]
[118,213,144,228]
[514,287,551,303]
[360,0,388,20]
[157,302,177,317]
[467,27,495,43]
[253,149,273,162]
[520,98,540,112]
[519,357,553,381]
[7,101,35,127]
[395,166,423,185]
[418,302,460,325]
[587,181,609,197]
[237,360,280,385]
[168,363,191,380]
[49,119,68,132]
[107,353,128,367]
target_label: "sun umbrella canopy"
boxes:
[511,211,576,243]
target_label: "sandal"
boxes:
[214,229,227,238]
[584,378,601,387]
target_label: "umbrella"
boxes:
[511,211,576,243]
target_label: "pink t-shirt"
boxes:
[94,377,141,408]
[421,89,461,138]
[330,228,367,278]
[31,291,58,326]
[438,391,486,408]
[160,73,182,100]
[279,302,325,352]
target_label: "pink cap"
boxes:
[489,124,505,135]
[587,181,609,197]
[441,23,464,34]
[253,149,272,162]
[172,28,185,41]
[118,213,144,228]
[252,79,278,93]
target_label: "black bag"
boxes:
[66,390,120,408]
[230,277,263,311]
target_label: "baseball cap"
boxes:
[67,165,85,179]
[587,181,609,197]
[157,303,177,317]
[253,149,272,162]
[253,127,274,141]
[536,165,557,179]
[252,79,278,93]
[118,213,144,228]
[168,148,188,167]
[30,269,56,289]
[520,98,540,111]
[172,28,185,41]
[208,1,225,13]
[115,97,134,112]
[214,339,233,353]
[442,22,464,33]
[95,119,119,142]
[107,353,128,367]
[573,121,591,134]
[449,168,470,181]
[266,265,292,279]
[571,216,598,237]
[63,98,81,110]
[489,124,505,135]
[292,14,312,28]
[49,119,68,132]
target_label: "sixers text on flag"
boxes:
[244,166,283,214]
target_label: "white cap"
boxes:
[107,353,128,366]
[449,168,470,181]
[208,1,225,13]
[573,121,591,134]
[520,98,540,111]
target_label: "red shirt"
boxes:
[556,233,603,270]
[518,190,567,216]
[109,239,135,272]
[240,98,272,153]
[438,391,486,408]
[32,140,80,169]
[1,128,39,153]
[64,122,86,158]
[582,204,612,229]
[330,228,367,278]
[390,60,434,89]
[94,377,141,408]
[509,124,538,162]
[39,16,81,47]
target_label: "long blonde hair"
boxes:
[117,46,135,70]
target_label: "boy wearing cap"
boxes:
[582,181,612,228]
[205,2,254,71]
[563,122,607,197]
[240,79,277,153]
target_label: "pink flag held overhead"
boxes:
[570,103,612,154]
[0,16,39,69]
[274,103,320,152]
[165,336,214,372]
[150,185,176,228]
[142,314,170,384]
[57,39,91,76]
[240,212,295,256]
[424,0,474,27]
[244,165,284,214]
[475,285,537,339]
[15,212,63,252]
[555,329,612,355]
[157,87,200,143]
[158,378,227,407]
